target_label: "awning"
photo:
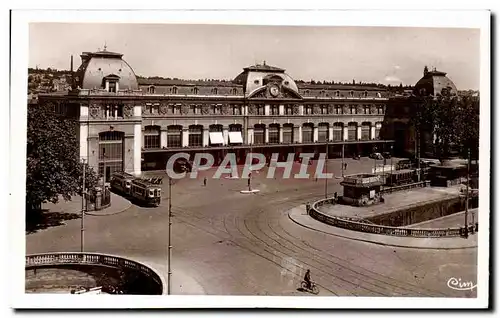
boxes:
[228,131,243,144]
[209,132,225,144]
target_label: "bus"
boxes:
[130,179,162,207]
[110,172,136,196]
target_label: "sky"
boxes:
[29,23,480,90]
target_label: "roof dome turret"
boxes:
[75,48,138,91]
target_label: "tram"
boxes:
[109,172,136,195]
[385,169,416,186]
[130,179,162,207]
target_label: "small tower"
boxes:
[424,65,429,76]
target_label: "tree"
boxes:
[26,103,98,215]
[410,94,480,160]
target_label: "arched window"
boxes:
[144,125,161,149]
[284,105,293,115]
[333,123,343,141]
[363,91,368,98]
[361,122,371,141]
[282,124,294,143]
[209,124,223,146]
[167,125,183,148]
[171,86,178,94]
[193,87,199,95]
[253,124,265,145]
[231,88,238,95]
[347,122,357,141]
[318,123,329,142]
[268,124,280,144]
[375,122,382,140]
[148,86,155,94]
[188,125,203,147]
[228,124,243,145]
[213,88,218,95]
[349,91,354,97]
[335,91,340,97]
[232,105,242,115]
[302,123,314,143]
[271,105,279,115]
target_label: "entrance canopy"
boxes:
[209,132,225,144]
[229,131,243,144]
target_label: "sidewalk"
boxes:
[42,193,132,217]
[288,205,477,250]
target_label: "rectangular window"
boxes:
[347,128,357,141]
[302,127,313,143]
[167,129,182,148]
[188,132,202,147]
[282,126,293,143]
[318,126,328,142]
[253,128,264,144]
[232,106,241,115]
[361,128,370,140]
[375,128,381,139]
[332,129,342,141]
[285,106,293,115]
[271,106,279,115]
[268,126,279,143]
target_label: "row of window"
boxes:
[142,104,385,116]
[147,86,239,95]
[143,123,382,149]
[302,90,383,98]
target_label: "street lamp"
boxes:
[81,158,86,253]
[324,138,329,198]
[167,175,173,294]
[464,148,471,238]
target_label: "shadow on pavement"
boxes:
[26,209,80,234]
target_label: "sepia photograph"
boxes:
[9,9,490,309]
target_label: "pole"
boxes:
[390,145,393,176]
[168,176,172,294]
[81,159,86,253]
[325,139,328,198]
[464,148,470,237]
[341,143,345,177]
[249,134,253,191]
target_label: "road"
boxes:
[26,157,477,297]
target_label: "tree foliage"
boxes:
[26,103,98,213]
[410,94,480,160]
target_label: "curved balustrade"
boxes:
[26,252,165,294]
[309,199,476,238]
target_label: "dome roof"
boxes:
[233,62,300,97]
[75,49,138,90]
[414,67,457,97]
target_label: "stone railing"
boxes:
[26,252,165,294]
[308,198,477,238]
[380,181,430,195]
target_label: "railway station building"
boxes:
[36,48,406,179]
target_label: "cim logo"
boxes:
[447,277,477,291]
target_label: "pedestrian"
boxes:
[203,177,207,187]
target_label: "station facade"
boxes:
[38,49,397,179]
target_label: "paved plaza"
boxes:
[26,157,478,297]
[317,185,463,219]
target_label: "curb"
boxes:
[288,208,477,250]
[84,202,132,216]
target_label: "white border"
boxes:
[9,9,490,309]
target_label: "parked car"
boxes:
[369,152,384,160]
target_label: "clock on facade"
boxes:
[269,85,280,97]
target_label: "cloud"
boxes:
[384,75,402,83]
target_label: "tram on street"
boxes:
[110,172,136,196]
[130,179,162,207]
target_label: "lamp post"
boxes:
[390,144,394,176]
[167,175,172,294]
[80,158,86,253]
[464,148,470,238]
[324,138,329,198]
[341,143,345,177]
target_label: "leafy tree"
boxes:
[410,94,479,160]
[26,103,98,215]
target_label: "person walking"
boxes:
[203,177,207,187]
